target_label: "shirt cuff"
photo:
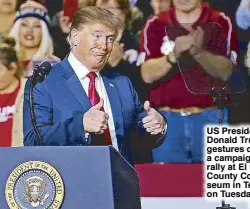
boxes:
[84,132,91,144]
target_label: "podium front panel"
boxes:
[0,146,118,209]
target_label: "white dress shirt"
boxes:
[68,52,119,151]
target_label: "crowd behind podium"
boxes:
[0,0,249,164]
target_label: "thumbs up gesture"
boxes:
[142,101,166,135]
[83,99,109,134]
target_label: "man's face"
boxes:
[72,23,116,71]
[172,0,201,12]
[150,0,171,14]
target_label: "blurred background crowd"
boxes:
[0,0,249,164]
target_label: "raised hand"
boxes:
[174,34,195,58]
[189,26,204,56]
[142,101,166,135]
[59,11,71,34]
[83,98,109,134]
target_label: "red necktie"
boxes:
[87,72,112,145]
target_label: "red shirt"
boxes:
[0,82,20,147]
[139,3,239,108]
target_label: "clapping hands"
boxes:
[174,26,204,58]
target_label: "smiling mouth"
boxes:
[24,35,34,41]
[95,54,107,58]
[95,52,106,55]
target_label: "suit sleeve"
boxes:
[125,76,166,147]
[23,79,88,146]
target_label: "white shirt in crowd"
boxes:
[236,0,250,30]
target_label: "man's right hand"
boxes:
[174,35,195,58]
[83,99,109,134]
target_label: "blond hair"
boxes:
[67,6,124,46]
[8,19,53,61]
[94,0,132,28]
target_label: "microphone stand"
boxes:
[210,87,236,209]
[216,200,236,209]
[209,86,226,125]
[29,66,43,146]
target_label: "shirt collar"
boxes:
[171,3,210,26]
[68,52,100,79]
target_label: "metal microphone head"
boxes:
[32,61,52,86]
[40,61,51,75]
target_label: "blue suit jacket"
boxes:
[23,58,165,162]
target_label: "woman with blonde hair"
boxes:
[0,35,25,147]
[9,0,58,77]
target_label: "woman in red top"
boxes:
[0,36,26,147]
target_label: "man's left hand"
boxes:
[174,35,194,58]
[142,101,166,135]
[189,26,204,56]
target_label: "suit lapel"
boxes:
[61,57,91,112]
[102,76,124,150]
[66,75,91,111]
[61,57,125,151]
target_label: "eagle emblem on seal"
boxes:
[22,176,49,207]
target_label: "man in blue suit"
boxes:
[23,6,167,162]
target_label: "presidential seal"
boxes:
[5,161,64,209]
